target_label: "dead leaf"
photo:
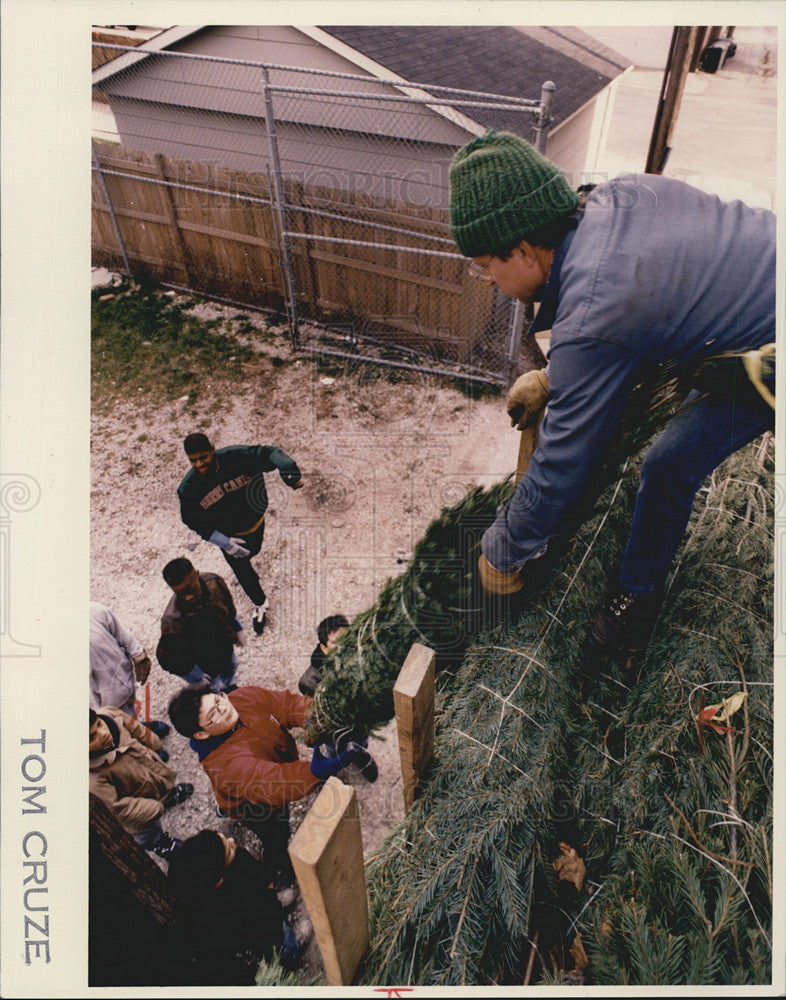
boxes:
[697,691,746,738]
[710,691,746,722]
[570,933,588,970]
[553,841,586,892]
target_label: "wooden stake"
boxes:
[288,777,368,985]
[645,26,699,174]
[393,643,435,812]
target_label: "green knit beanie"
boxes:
[449,130,579,258]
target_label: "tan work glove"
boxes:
[478,554,524,595]
[507,368,550,430]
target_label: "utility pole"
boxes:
[645,26,699,174]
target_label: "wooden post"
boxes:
[154,153,193,284]
[89,794,195,985]
[645,26,698,174]
[393,642,435,812]
[288,777,368,986]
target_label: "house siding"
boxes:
[97,25,625,211]
[99,26,477,144]
[109,97,456,206]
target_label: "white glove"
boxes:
[225,537,250,558]
[209,530,250,558]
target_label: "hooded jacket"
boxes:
[89,601,144,712]
[89,707,175,833]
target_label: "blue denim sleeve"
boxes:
[481,338,643,573]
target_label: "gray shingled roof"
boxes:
[320,25,632,132]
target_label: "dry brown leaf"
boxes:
[553,841,586,892]
[570,932,588,970]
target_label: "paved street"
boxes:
[593,26,777,208]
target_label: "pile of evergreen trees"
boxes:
[303,370,773,986]
[360,437,773,985]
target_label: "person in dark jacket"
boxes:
[297,614,349,696]
[157,558,244,692]
[449,130,775,654]
[167,829,300,983]
[177,433,303,636]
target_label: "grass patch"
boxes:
[91,279,257,409]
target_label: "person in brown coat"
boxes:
[89,706,194,860]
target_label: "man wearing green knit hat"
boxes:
[449,130,775,655]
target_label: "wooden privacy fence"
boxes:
[92,144,500,366]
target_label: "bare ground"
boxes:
[90,270,521,980]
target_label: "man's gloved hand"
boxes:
[225,537,250,557]
[309,745,357,779]
[209,530,250,558]
[233,617,248,647]
[507,368,550,430]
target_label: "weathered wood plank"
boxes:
[288,777,369,985]
[393,643,436,812]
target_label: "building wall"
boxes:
[100,26,474,146]
[101,24,609,205]
[109,97,456,207]
[544,100,599,184]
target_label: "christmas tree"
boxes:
[303,360,773,985]
[357,435,773,985]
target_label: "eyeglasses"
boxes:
[468,260,493,282]
[203,691,228,726]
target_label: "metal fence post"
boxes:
[92,140,132,278]
[260,65,300,349]
[503,300,529,387]
[504,80,554,385]
[533,80,555,154]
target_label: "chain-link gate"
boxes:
[92,40,556,385]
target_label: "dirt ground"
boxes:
[90,267,523,980]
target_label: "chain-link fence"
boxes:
[93,41,556,385]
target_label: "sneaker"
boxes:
[152,831,182,861]
[252,601,269,636]
[144,720,171,739]
[163,782,194,810]
[588,588,664,653]
[353,749,379,783]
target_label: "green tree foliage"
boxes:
[358,437,772,986]
[306,365,687,746]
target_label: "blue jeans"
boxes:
[132,819,163,850]
[619,389,774,594]
[280,922,299,967]
[180,650,238,692]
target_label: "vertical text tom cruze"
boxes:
[21,731,51,964]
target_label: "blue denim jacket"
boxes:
[482,174,775,573]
